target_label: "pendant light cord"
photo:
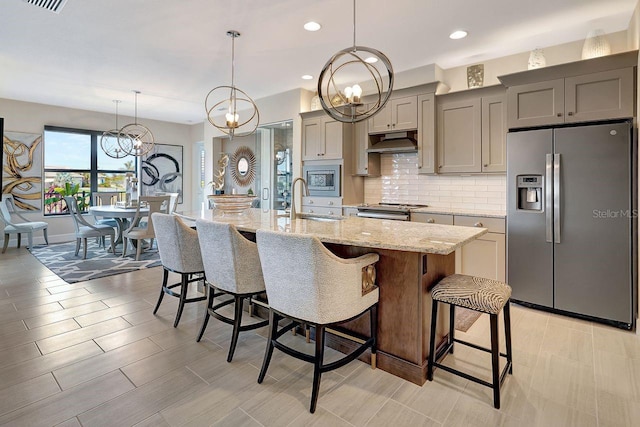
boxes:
[352,0,357,51]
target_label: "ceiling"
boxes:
[0,0,637,125]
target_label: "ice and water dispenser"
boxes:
[516,175,543,211]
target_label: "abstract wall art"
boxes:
[2,130,43,211]
[141,143,183,203]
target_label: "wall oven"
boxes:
[303,164,341,197]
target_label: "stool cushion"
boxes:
[431,274,511,314]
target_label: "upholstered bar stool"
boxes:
[256,229,379,413]
[151,213,207,327]
[195,219,269,362]
[427,274,513,409]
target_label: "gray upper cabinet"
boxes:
[506,79,564,128]
[437,88,506,174]
[417,93,436,174]
[368,95,418,134]
[302,115,343,160]
[437,97,482,173]
[481,95,507,172]
[506,67,634,129]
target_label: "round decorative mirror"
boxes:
[231,146,256,187]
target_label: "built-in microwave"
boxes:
[303,164,341,197]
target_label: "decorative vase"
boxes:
[467,64,484,88]
[582,29,611,60]
[310,92,321,110]
[528,48,546,70]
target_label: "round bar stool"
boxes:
[427,274,513,409]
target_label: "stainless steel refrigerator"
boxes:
[507,121,636,329]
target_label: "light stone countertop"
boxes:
[179,209,487,255]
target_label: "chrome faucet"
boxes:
[290,177,309,221]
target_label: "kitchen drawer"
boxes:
[454,215,505,233]
[301,206,341,216]
[410,212,453,225]
[302,196,342,208]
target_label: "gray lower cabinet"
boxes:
[436,88,506,173]
[505,67,634,129]
[454,216,506,282]
[411,213,506,281]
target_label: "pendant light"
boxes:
[205,30,259,139]
[119,90,155,157]
[317,0,394,123]
[100,100,133,159]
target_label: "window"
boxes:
[43,126,135,215]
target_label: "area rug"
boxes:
[455,307,483,332]
[29,241,162,284]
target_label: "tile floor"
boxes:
[0,247,639,426]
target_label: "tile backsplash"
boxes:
[364,153,506,212]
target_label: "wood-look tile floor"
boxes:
[1,247,639,426]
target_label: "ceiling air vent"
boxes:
[22,0,69,13]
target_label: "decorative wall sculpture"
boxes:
[2,131,43,211]
[141,143,183,203]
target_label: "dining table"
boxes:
[88,204,149,246]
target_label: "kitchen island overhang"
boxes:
[181,209,487,385]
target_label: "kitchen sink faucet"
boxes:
[289,177,309,221]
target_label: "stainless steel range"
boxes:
[356,203,428,221]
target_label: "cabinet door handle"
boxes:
[387,124,390,128]
[328,201,333,205]
[474,222,483,227]
[567,112,574,116]
[557,113,563,117]
[309,209,314,213]
[308,200,314,204]
[427,218,435,223]
[328,211,334,215]
[438,165,442,169]
[483,164,488,167]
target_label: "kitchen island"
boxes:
[180,208,487,385]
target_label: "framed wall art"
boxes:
[141,143,183,204]
[2,129,43,211]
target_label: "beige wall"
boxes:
[0,97,196,243]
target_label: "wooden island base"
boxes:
[323,243,454,386]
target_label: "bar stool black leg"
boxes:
[257,309,279,384]
[427,299,439,381]
[449,303,456,354]
[310,324,325,413]
[504,302,513,374]
[173,273,188,328]
[370,304,378,368]
[490,313,500,409]
[153,268,169,315]
[227,295,244,362]
[196,285,214,342]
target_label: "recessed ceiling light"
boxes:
[364,57,378,64]
[449,30,468,40]
[301,75,313,80]
[304,21,321,32]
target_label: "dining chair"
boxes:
[122,195,170,261]
[91,191,120,246]
[151,213,206,327]
[195,218,269,362]
[155,191,179,213]
[255,229,379,413]
[1,195,49,253]
[64,196,115,259]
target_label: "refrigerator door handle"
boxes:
[554,153,561,243]
[546,154,553,243]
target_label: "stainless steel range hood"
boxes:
[366,132,418,154]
